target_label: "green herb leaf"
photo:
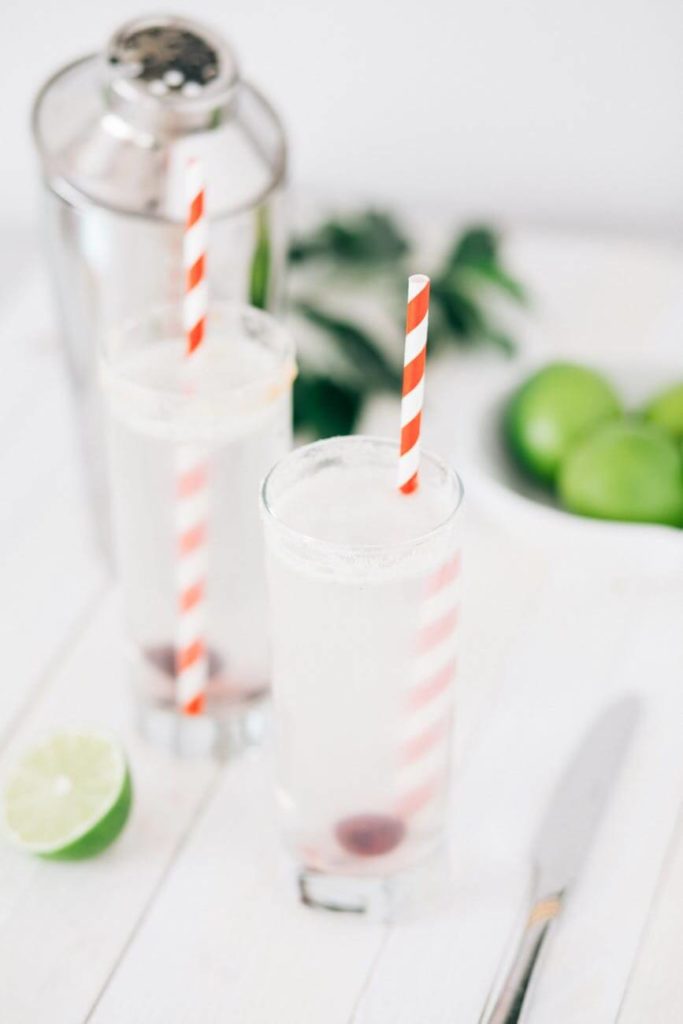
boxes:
[454,261,527,303]
[290,211,409,265]
[430,279,485,338]
[449,226,499,267]
[289,213,526,436]
[431,276,518,354]
[476,325,517,355]
[249,205,271,310]
[293,372,363,438]
[296,301,402,391]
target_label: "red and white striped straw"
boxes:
[395,550,461,821]
[183,160,208,354]
[395,273,459,821]
[397,274,430,493]
[175,159,209,716]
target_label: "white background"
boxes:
[3,0,683,235]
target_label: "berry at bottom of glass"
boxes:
[102,303,295,757]
[261,436,463,916]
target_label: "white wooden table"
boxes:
[1,234,682,1023]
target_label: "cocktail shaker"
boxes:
[32,15,287,545]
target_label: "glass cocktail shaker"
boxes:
[32,15,287,545]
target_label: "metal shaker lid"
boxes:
[105,16,239,123]
[33,15,286,220]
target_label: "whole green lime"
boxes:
[558,421,683,527]
[504,363,622,484]
[644,381,683,442]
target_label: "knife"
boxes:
[479,697,640,1024]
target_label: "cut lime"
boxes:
[2,730,132,859]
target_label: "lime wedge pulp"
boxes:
[2,731,132,859]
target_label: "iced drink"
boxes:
[261,436,463,914]
[102,303,295,755]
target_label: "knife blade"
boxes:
[479,697,640,1024]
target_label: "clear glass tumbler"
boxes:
[102,302,295,756]
[261,436,463,917]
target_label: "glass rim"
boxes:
[101,299,297,407]
[260,434,464,556]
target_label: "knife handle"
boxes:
[479,895,562,1024]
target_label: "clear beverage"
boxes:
[261,437,463,915]
[103,303,295,756]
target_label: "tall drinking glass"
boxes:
[261,436,463,916]
[102,302,295,756]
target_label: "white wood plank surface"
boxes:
[88,752,387,1024]
[0,275,107,741]
[618,812,683,1023]
[76,516,540,1023]
[351,573,682,1024]
[0,241,682,1023]
[0,596,220,1024]
[526,579,683,1023]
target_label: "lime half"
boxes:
[2,731,132,859]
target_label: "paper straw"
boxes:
[397,274,430,493]
[175,159,209,716]
[396,551,461,820]
[183,161,208,354]
[395,274,458,820]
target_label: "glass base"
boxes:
[294,844,452,922]
[136,696,268,759]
